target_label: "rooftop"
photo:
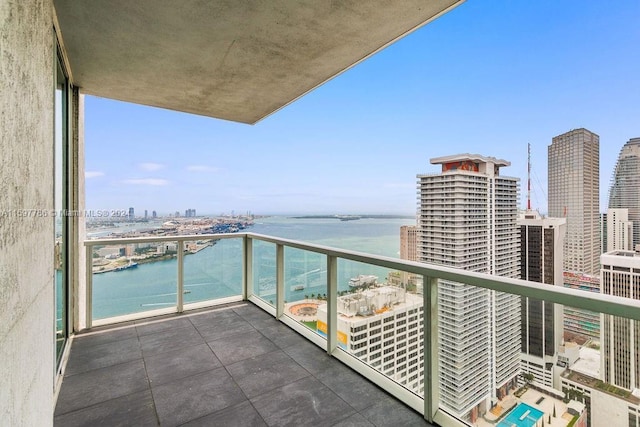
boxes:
[430,153,510,167]
[569,346,601,379]
[54,302,432,426]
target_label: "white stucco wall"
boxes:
[0,1,55,425]
[591,388,633,427]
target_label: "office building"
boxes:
[399,225,420,287]
[563,272,600,340]
[609,138,640,250]
[128,207,135,220]
[518,211,566,388]
[400,225,418,262]
[417,154,520,423]
[601,212,608,254]
[548,128,600,275]
[316,286,424,394]
[607,208,633,252]
[601,250,640,391]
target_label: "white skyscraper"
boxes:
[548,128,600,275]
[607,208,633,252]
[601,250,640,391]
[417,154,520,423]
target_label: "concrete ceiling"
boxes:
[53,0,463,124]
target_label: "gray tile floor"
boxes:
[54,302,434,427]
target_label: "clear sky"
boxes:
[85,0,639,216]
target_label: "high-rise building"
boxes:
[601,212,608,254]
[417,154,520,423]
[607,208,633,252]
[400,225,418,262]
[548,128,600,275]
[144,209,148,219]
[399,225,420,288]
[518,211,566,388]
[608,138,640,250]
[563,272,600,340]
[152,210,157,218]
[601,250,640,390]
[128,207,134,220]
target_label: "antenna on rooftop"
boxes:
[527,142,531,211]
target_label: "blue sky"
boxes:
[85,0,639,216]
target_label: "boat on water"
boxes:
[115,261,138,271]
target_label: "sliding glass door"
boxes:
[54,49,69,367]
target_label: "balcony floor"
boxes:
[54,302,432,426]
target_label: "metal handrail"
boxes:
[84,231,640,426]
[85,232,640,320]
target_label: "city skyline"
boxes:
[85,1,639,215]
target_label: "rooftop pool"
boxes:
[497,403,544,427]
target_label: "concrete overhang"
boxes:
[53,0,463,124]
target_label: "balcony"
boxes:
[54,302,428,426]
[54,232,640,426]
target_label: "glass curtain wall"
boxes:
[54,47,69,367]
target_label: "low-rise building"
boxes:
[316,285,424,394]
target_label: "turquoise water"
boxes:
[497,403,543,427]
[92,216,415,319]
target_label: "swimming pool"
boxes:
[497,403,544,427]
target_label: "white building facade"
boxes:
[316,286,425,393]
[601,250,640,391]
[417,154,521,423]
[607,208,634,252]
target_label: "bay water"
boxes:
[91,216,415,319]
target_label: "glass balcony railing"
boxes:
[84,233,640,426]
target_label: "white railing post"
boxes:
[327,255,338,354]
[243,235,253,300]
[276,243,284,318]
[423,276,439,423]
[85,244,93,329]
[177,240,184,313]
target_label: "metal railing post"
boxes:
[243,235,253,300]
[327,255,338,354]
[177,240,184,313]
[276,243,284,318]
[85,244,93,329]
[423,275,439,423]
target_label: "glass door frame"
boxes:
[54,40,72,372]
